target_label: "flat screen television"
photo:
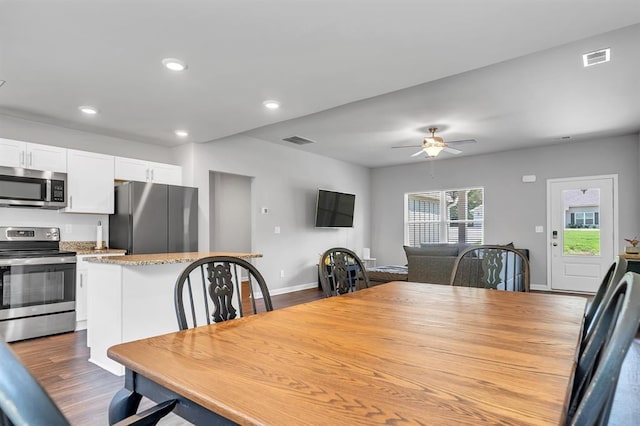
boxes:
[315,189,355,228]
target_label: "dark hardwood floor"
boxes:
[8,287,640,425]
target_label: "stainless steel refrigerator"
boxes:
[109,181,198,254]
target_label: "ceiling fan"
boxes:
[392,127,476,158]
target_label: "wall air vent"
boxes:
[582,48,610,67]
[283,135,315,145]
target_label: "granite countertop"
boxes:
[60,241,127,255]
[620,252,640,260]
[84,251,263,266]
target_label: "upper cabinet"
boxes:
[65,149,114,214]
[114,156,182,185]
[0,138,67,172]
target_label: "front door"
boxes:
[548,175,617,293]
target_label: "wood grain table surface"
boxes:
[108,281,586,425]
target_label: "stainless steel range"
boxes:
[0,227,76,342]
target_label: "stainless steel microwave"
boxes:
[0,166,67,209]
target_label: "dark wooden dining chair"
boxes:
[174,256,273,330]
[567,271,640,425]
[318,247,370,297]
[583,256,628,340]
[0,340,176,426]
[450,245,530,291]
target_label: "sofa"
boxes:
[404,244,469,284]
[404,243,530,285]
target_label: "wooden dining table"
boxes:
[108,281,586,425]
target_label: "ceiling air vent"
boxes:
[582,48,610,67]
[283,135,315,145]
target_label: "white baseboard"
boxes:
[530,283,550,292]
[269,282,318,296]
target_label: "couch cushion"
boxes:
[407,255,456,285]
[404,244,460,259]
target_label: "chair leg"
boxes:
[109,388,142,424]
[112,399,178,426]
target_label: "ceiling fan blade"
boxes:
[410,149,425,157]
[391,145,422,149]
[444,146,462,155]
[446,138,477,145]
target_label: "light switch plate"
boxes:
[535,225,544,233]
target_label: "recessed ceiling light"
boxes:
[582,48,610,67]
[78,106,98,115]
[162,58,188,71]
[175,130,189,137]
[263,100,280,110]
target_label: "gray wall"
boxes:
[185,134,371,293]
[209,171,252,252]
[371,134,640,286]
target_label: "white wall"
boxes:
[0,115,174,163]
[371,134,640,286]
[0,208,108,242]
[0,115,176,242]
[184,135,371,293]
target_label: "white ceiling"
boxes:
[1,1,639,168]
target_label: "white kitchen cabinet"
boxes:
[76,253,123,331]
[65,149,114,214]
[114,156,182,185]
[0,138,67,172]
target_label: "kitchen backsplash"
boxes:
[0,207,108,242]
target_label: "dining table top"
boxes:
[108,281,587,425]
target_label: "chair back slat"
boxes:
[175,256,273,330]
[319,247,370,297]
[0,343,70,426]
[568,271,640,425]
[583,256,627,345]
[450,245,530,292]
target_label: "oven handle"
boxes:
[0,256,77,266]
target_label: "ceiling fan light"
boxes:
[424,143,444,157]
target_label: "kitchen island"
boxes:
[85,252,262,375]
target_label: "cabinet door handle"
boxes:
[146,169,150,181]
[80,274,83,288]
[151,169,154,181]
[20,151,25,167]
[69,195,72,209]
[29,152,33,167]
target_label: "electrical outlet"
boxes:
[535,226,544,233]
[64,224,72,233]
[280,270,285,278]
[274,226,281,234]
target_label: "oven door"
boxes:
[0,257,76,320]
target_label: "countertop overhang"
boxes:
[84,251,263,266]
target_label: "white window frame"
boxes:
[404,187,484,246]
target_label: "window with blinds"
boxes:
[405,188,484,247]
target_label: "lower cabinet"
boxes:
[76,253,123,331]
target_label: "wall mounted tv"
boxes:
[315,189,355,228]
